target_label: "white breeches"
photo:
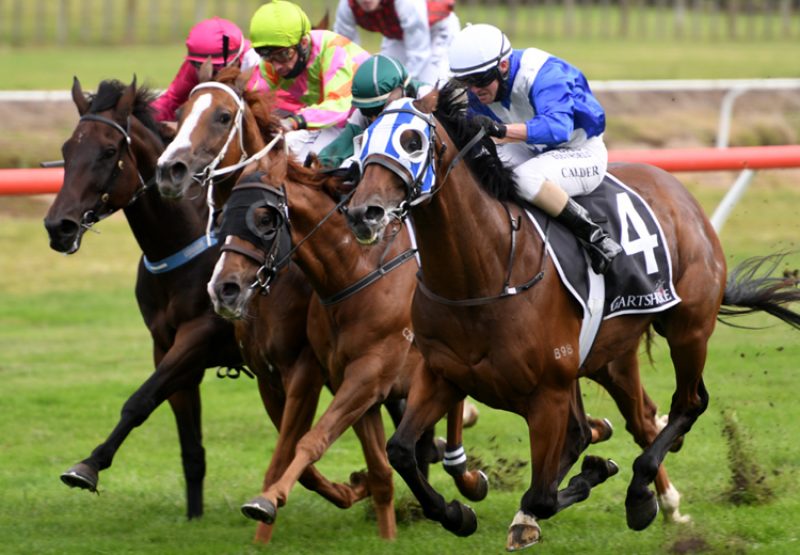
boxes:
[285,127,343,163]
[498,132,608,201]
[381,13,460,85]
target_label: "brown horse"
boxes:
[153,67,495,539]
[44,78,370,539]
[344,88,800,550]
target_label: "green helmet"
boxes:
[352,55,410,110]
[249,1,311,49]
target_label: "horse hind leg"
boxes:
[167,386,205,519]
[626,319,711,531]
[589,356,691,528]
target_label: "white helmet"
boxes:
[448,24,512,79]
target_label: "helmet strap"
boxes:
[284,39,310,79]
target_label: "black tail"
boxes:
[718,253,800,330]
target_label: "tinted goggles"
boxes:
[255,45,295,64]
[456,70,498,89]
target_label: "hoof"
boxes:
[241,496,277,525]
[463,400,479,428]
[506,511,541,551]
[626,488,659,531]
[461,470,489,502]
[442,500,478,537]
[60,462,98,492]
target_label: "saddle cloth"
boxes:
[525,173,681,364]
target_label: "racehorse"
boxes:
[344,87,800,550]
[43,78,372,537]
[154,66,491,540]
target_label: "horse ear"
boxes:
[235,66,256,94]
[413,88,440,114]
[116,77,137,120]
[71,76,90,115]
[197,58,214,83]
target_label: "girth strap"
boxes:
[320,248,418,306]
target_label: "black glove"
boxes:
[472,115,507,139]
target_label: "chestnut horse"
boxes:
[345,88,800,550]
[44,78,372,538]
[154,68,492,540]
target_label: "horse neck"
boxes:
[412,162,535,298]
[123,126,209,261]
[284,179,377,299]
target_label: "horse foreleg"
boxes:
[387,366,476,537]
[241,355,390,528]
[351,406,396,539]
[442,400,488,502]
[511,382,601,551]
[166,386,205,519]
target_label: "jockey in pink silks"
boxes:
[152,17,301,122]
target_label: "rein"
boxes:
[187,81,284,188]
[364,104,547,306]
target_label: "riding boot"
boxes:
[556,199,622,274]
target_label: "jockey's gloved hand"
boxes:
[280,115,307,132]
[472,115,507,139]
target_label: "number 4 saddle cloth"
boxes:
[524,173,681,365]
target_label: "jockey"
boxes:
[249,0,369,161]
[318,54,430,169]
[333,0,459,85]
[151,17,276,123]
[448,24,622,274]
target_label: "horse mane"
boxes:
[433,83,523,204]
[87,79,160,137]
[208,67,344,201]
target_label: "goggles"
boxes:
[255,45,296,64]
[456,69,498,89]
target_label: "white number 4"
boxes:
[615,192,659,274]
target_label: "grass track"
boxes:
[0,179,798,554]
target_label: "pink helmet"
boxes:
[185,17,250,65]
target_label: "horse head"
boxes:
[208,175,292,319]
[345,89,444,244]
[44,76,162,253]
[155,63,276,203]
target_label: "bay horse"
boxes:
[344,87,800,550]
[154,67,493,540]
[44,78,372,539]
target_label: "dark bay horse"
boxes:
[44,77,241,519]
[154,68,491,540]
[345,88,800,550]
[44,78,371,539]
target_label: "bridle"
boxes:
[360,103,546,306]
[219,178,414,304]
[75,113,154,231]
[187,81,283,190]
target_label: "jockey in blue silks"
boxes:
[448,24,622,274]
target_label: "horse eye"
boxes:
[400,129,424,154]
[218,112,232,125]
[102,147,117,159]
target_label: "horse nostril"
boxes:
[168,161,188,184]
[364,205,386,224]
[218,281,241,305]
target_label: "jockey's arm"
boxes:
[495,123,528,143]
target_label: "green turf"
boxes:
[0,178,798,553]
